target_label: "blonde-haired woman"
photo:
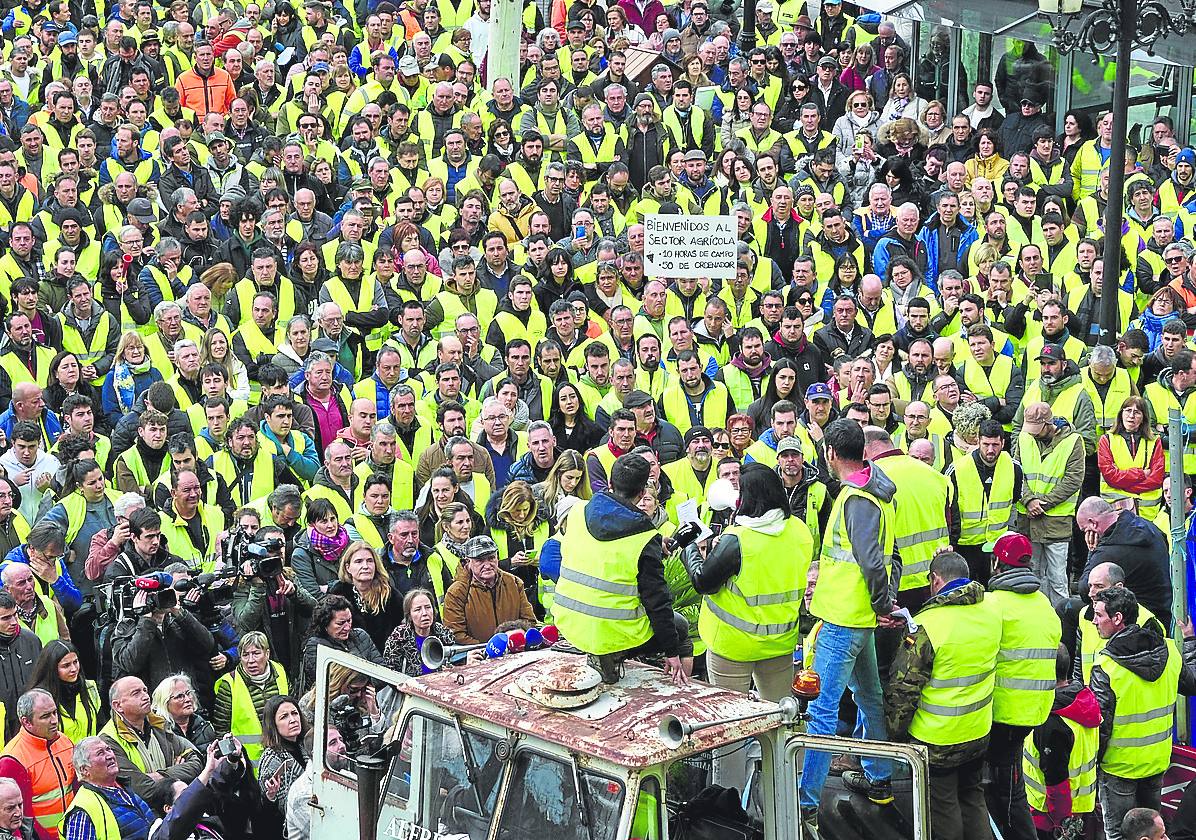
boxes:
[329,540,403,650]
[199,326,250,401]
[486,480,551,614]
[537,449,590,529]
[213,631,290,763]
[153,673,216,751]
[199,262,237,300]
[102,331,163,428]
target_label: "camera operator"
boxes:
[165,563,238,708]
[110,566,222,698]
[229,526,315,678]
[150,738,266,840]
[104,509,180,583]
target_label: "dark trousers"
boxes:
[957,543,991,587]
[985,723,1037,840]
[930,756,993,840]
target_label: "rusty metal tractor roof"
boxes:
[399,649,783,769]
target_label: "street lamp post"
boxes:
[1037,0,1196,346]
[740,0,758,53]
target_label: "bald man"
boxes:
[337,398,377,458]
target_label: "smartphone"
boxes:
[854,134,866,152]
[574,223,586,239]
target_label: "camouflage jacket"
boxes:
[884,580,993,768]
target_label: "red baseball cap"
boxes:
[991,532,1032,567]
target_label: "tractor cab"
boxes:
[308,645,932,840]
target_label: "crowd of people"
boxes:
[0,0,1190,838]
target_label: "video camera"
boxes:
[111,572,178,617]
[329,693,376,757]
[224,526,285,580]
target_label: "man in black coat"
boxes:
[1077,497,1173,630]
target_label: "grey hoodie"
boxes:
[840,462,901,616]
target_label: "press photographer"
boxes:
[149,737,268,840]
[229,526,315,677]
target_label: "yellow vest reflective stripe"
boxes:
[985,588,1061,726]
[908,597,1002,746]
[1098,638,1180,778]
[697,518,813,659]
[1023,716,1098,813]
[1101,433,1162,508]
[1083,367,1133,434]
[954,452,1015,545]
[810,482,896,628]
[116,446,153,488]
[210,448,276,507]
[217,663,288,763]
[553,500,656,655]
[1144,381,1196,473]
[63,787,121,840]
[660,381,729,435]
[1025,334,1087,382]
[1016,432,1083,517]
[880,454,950,590]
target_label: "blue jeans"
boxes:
[799,622,891,808]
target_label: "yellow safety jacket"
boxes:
[1097,638,1180,778]
[214,663,288,763]
[659,379,730,435]
[553,500,656,655]
[58,683,99,745]
[159,504,225,572]
[908,593,1002,746]
[1016,432,1083,518]
[985,587,1061,726]
[62,787,120,840]
[1143,381,1196,473]
[1082,366,1133,435]
[809,482,895,628]
[953,451,1016,546]
[210,448,276,507]
[879,454,950,591]
[18,592,60,646]
[1101,433,1163,509]
[0,346,55,389]
[698,518,813,660]
[1024,714,1098,814]
[960,356,1015,430]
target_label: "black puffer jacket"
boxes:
[1080,511,1173,629]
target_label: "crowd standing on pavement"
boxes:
[0,0,1192,838]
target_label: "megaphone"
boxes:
[657,697,801,749]
[420,636,488,671]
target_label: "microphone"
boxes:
[540,625,560,645]
[485,633,509,659]
[505,629,526,652]
[133,572,173,590]
[524,627,544,649]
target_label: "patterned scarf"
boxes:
[309,526,350,563]
[114,358,152,413]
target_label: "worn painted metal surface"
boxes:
[399,648,782,769]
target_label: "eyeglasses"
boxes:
[169,691,193,702]
[852,102,869,108]
[1165,255,1186,263]
[712,441,731,449]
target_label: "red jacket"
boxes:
[1096,432,1165,497]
